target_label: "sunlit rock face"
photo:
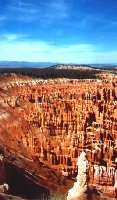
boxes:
[76,152,89,188]
[67,152,89,200]
[67,151,102,200]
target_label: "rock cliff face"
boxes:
[0,143,67,199]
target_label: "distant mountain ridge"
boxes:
[0,61,117,70]
[0,62,116,80]
[0,61,57,68]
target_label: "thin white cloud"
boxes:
[0,33,26,41]
[0,37,117,63]
[5,0,69,23]
[8,1,39,14]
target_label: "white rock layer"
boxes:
[67,151,89,200]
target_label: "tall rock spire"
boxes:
[67,151,89,200]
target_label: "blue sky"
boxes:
[0,0,117,63]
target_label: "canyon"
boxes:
[0,65,117,199]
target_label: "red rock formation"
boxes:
[0,73,116,198]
